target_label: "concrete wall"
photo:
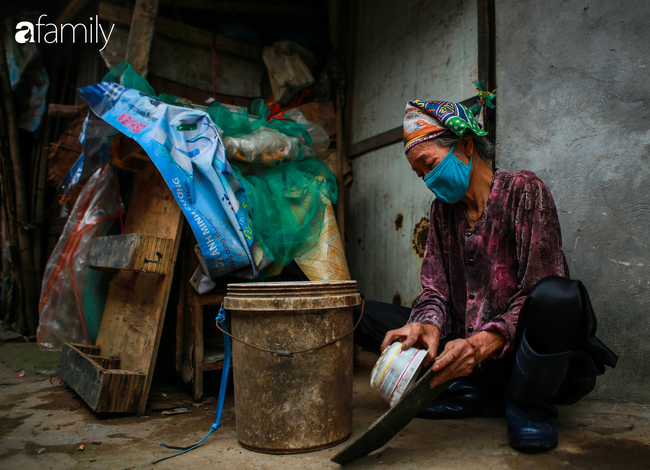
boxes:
[496,0,650,402]
[348,0,478,306]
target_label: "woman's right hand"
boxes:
[380,322,441,365]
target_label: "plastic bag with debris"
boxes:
[37,166,124,351]
[284,108,330,156]
[223,127,300,165]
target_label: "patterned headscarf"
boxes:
[403,100,487,153]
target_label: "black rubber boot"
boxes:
[505,331,572,450]
[417,376,505,419]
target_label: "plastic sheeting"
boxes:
[37,166,124,351]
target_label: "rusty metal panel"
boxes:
[348,0,479,307]
[348,143,433,306]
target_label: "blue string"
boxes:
[152,308,232,464]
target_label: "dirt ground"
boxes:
[1,341,649,469]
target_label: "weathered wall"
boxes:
[348,0,478,306]
[496,0,650,402]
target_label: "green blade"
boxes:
[331,368,450,465]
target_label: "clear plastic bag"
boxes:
[58,113,118,194]
[37,166,124,351]
[284,108,330,156]
[223,127,299,165]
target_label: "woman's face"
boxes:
[406,138,472,179]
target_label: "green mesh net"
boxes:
[102,62,155,96]
[206,102,264,137]
[233,157,337,267]
[250,100,313,147]
[207,100,338,268]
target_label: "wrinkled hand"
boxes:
[428,331,506,389]
[380,322,440,365]
[428,339,480,388]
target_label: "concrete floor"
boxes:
[1,342,649,469]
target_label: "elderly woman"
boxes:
[354,100,618,450]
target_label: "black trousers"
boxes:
[354,276,618,404]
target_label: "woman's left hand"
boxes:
[428,331,506,389]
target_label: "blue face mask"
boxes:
[423,143,472,204]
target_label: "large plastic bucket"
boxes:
[224,281,361,454]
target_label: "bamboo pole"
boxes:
[0,27,38,335]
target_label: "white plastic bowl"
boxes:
[370,341,429,407]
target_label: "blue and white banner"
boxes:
[78,82,255,279]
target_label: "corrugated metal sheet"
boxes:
[348,0,479,306]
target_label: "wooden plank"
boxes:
[48,103,88,118]
[99,2,262,61]
[125,0,160,78]
[148,76,254,108]
[198,293,225,306]
[331,369,450,465]
[87,234,174,274]
[59,345,145,414]
[348,126,402,160]
[95,161,183,415]
[72,344,101,355]
[58,344,105,410]
[99,369,146,413]
[203,361,225,371]
[160,0,321,17]
[89,355,121,370]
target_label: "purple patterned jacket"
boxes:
[408,170,569,358]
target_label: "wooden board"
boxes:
[99,2,262,61]
[58,343,145,413]
[87,234,174,274]
[125,0,160,78]
[331,368,450,465]
[95,162,183,415]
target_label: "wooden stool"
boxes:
[175,224,228,401]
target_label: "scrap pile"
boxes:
[0,0,354,415]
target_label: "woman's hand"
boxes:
[380,322,441,365]
[428,330,506,389]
